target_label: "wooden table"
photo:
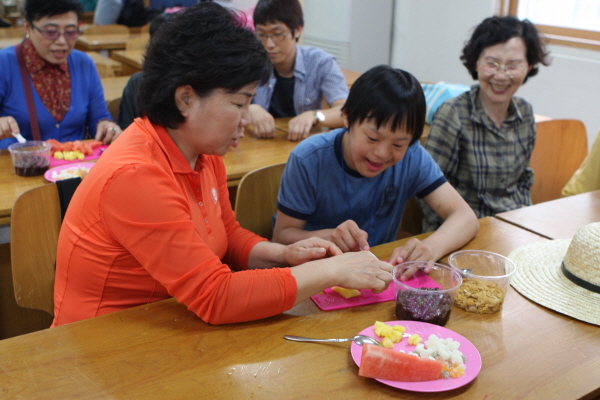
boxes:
[110,49,143,75]
[1,217,599,399]
[85,51,123,75]
[341,68,361,88]
[496,190,600,239]
[75,34,148,54]
[0,37,21,50]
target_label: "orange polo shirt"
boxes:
[52,117,297,326]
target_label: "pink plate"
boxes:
[351,321,482,392]
[44,162,96,182]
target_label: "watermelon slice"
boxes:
[358,344,444,382]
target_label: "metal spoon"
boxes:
[284,334,382,347]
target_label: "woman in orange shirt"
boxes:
[52,3,393,326]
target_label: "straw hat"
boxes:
[508,222,600,326]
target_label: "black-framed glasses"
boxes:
[256,30,291,43]
[31,23,81,40]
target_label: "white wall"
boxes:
[391,0,600,147]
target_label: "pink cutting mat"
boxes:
[310,270,443,311]
[49,145,108,167]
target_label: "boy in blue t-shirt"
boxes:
[273,65,479,265]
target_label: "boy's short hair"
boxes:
[341,65,425,145]
[139,3,271,129]
[253,0,304,32]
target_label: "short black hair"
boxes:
[461,16,550,83]
[25,0,82,23]
[253,0,304,32]
[342,65,425,146]
[148,12,179,36]
[139,3,272,129]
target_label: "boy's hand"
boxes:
[287,111,315,141]
[330,220,370,253]
[249,104,275,138]
[388,238,434,266]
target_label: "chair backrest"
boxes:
[125,35,149,51]
[530,119,588,204]
[234,163,286,240]
[83,24,130,35]
[95,62,115,77]
[107,96,121,122]
[10,184,62,316]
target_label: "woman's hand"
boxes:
[0,116,20,140]
[330,220,370,252]
[249,104,275,138]
[283,237,343,266]
[96,120,122,144]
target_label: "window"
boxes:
[500,0,600,50]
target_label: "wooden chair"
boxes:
[125,35,149,51]
[83,24,130,35]
[234,163,286,240]
[95,62,115,77]
[10,179,81,318]
[529,119,588,204]
[107,97,121,122]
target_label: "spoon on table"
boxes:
[284,334,383,347]
[12,132,26,144]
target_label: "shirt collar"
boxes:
[293,44,306,81]
[469,84,523,126]
[22,38,69,74]
[140,117,204,174]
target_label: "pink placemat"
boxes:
[310,271,443,311]
[49,145,108,167]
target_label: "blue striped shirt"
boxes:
[420,85,536,232]
[252,45,348,115]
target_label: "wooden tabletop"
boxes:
[85,51,122,74]
[75,34,147,52]
[110,49,143,75]
[496,190,600,239]
[1,217,599,399]
[0,37,22,50]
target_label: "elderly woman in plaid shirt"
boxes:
[421,16,550,232]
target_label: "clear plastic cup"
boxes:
[8,141,51,177]
[392,262,462,326]
[448,250,517,314]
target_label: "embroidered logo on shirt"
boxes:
[211,187,218,204]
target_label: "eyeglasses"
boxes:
[479,59,526,78]
[31,23,81,40]
[256,30,291,43]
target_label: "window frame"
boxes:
[500,0,600,51]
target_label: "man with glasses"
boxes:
[0,0,121,148]
[250,0,348,141]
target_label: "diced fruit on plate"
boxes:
[358,344,444,382]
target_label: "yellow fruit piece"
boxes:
[374,321,392,338]
[53,151,64,160]
[77,152,85,160]
[392,324,406,334]
[331,286,361,299]
[382,336,394,349]
[387,329,403,343]
[408,333,422,346]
